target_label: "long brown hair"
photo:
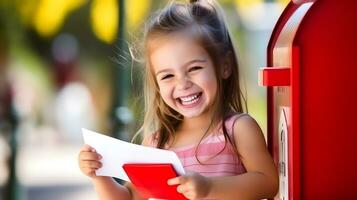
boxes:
[137,0,247,153]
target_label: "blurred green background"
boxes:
[0,0,289,199]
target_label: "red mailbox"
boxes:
[260,0,357,199]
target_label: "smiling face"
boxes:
[148,31,218,119]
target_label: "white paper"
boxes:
[82,128,185,182]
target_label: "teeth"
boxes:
[180,93,200,105]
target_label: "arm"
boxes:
[92,177,145,200]
[92,176,131,200]
[168,115,279,200]
[207,115,279,199]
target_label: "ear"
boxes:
[221,64,232,79]
[221,52,233,79]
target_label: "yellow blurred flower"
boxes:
[126,0,151,30]
[33,0,86,37]
[90,0,118,44]
[235,0,263,9]
[277,0,290,6]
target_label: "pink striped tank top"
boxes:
[151,113,247,177]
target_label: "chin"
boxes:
[181,114,200,118]
[178,109,208,119]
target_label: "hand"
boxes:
[78,144,102,178]
[167,171,212,200]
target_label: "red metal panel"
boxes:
[293,0,357,198]
[290,47,301,200]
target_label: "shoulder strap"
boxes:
[225,113,248,136]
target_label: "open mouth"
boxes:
[177,92,202,106]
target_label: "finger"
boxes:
[80,144,95,152]
[79,152,102,161]
[176,184,188,194]
[168,177,179,185]
[168,176,186,185]
[80,161,102,169]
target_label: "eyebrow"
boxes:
[155,59,207,76]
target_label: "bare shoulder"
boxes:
[233,114,264,140]
[231,114,269,163]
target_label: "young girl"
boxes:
[78,0,278,199]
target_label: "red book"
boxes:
[122,163,187,200]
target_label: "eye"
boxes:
[161,74,174,80]
[189,66,203,72]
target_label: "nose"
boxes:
[176,75,192,90]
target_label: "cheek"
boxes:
[158,84,172,103]
[200,73,218,93]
